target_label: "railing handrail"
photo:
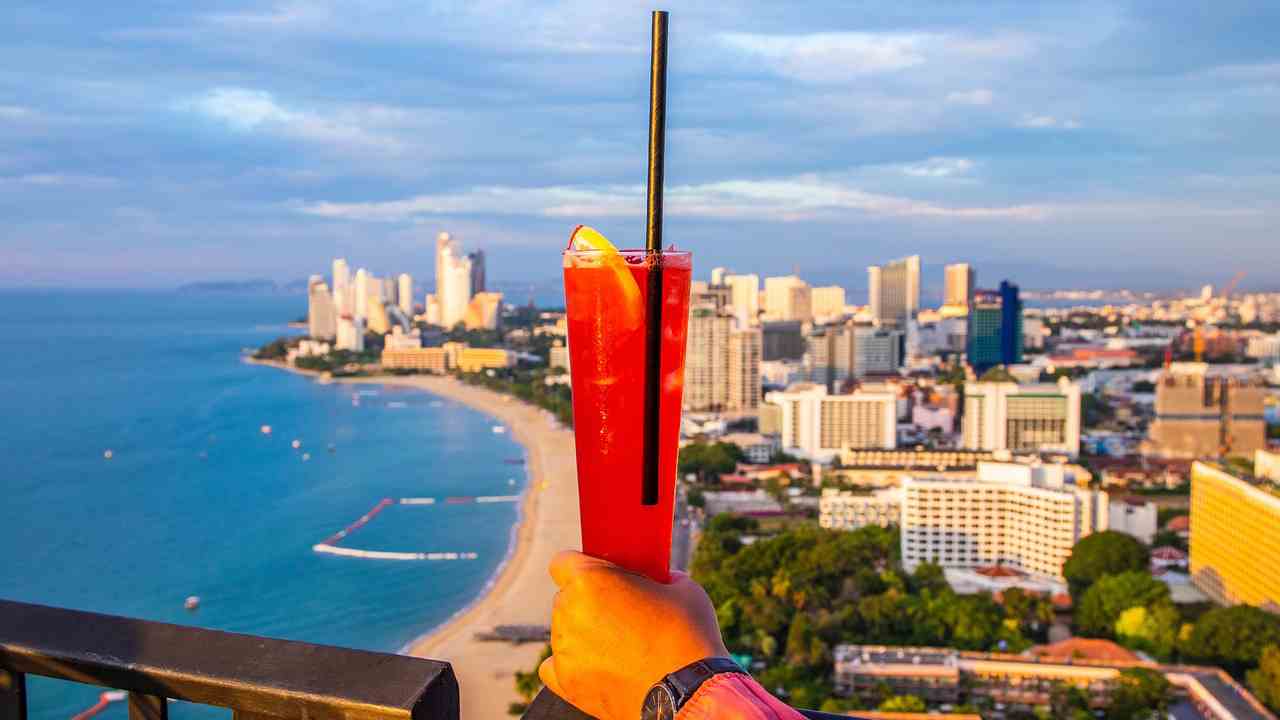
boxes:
[0,599,457,720]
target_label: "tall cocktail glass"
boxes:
[562,248,691,583]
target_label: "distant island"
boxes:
[177,279,308,294]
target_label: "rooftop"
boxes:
[1030,638,1141,663]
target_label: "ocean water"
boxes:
[0,290,526,720]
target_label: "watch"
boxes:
[640,657,744,720]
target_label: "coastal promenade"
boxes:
[337,374,580,720]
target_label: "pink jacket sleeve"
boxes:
[676,673,806,720]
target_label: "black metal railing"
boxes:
[0,599,458,720]
[522,687,856,719]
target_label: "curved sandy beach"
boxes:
[338,374,580,719]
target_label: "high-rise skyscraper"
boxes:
[868,256,920,327]
[468,250,486,295]
[724,273,760,327]
[810,286,847,321]
[332,258,351,314]
[684,299,762,413]
[967,281,1023,371]
[944,263,975,309]
[397,273,413,315]
[807,321,904,391]
[763,276,812,322]
[435,233,473,329]
[307,275,336,340]
[354,269,370,321]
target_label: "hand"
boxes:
[539,550,729,720]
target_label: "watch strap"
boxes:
[662,657,745,711]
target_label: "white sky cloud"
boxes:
[1017,114,1081,129]
[946,89,994,105]
[898,157,975,178]
[0,173,118,188]
[718,31,1031,84]
[183,87,406,153]
[298,173,1045,223]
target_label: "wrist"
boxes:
[641,657,743,720]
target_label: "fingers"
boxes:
[538,656,566,698]
[548,549,615,588]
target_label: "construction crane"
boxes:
[1221,271,1246,300]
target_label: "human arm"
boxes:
[538,550,805,720]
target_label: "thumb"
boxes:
[538,656,567,699]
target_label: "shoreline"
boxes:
[246,357,579,719]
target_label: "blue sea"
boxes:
[0,290,527,720]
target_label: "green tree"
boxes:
[878,695,926,713]
[1181,605,1280,676]
[1247,645,1280,713]
[686,487,706,509]
[1063,531,1151,598]
[1107,667,1171,720]
[508,644,552,715]
[677,442,745,483]
[1075,571,1170,638]
[1050,682,1093,719]
[1114,601,1180,659]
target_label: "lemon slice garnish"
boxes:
[567,225,643,331]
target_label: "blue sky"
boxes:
[2,1,1278,296]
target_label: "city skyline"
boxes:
[3,2,1280,291]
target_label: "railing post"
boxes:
[127,692,167,720]
[0,670,26,720]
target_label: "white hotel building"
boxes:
[962,378,1082,457]
[764,384,897,462]
[901,462,1107,580]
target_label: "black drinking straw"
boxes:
[641,10,668,506]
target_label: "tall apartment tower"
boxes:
[1145,363,1267,458]
[332,258,351,314]
[354,269,370,321]
[435,234,473,329]
[724,274,760,327]
[307,275,336,340]
[944,263,975,308]
[763,276,812,322]
[868,255,920,327]
[967,281,1023,372]
[397,273,413,314]
[807,321,904,391]
[728,325,763,411]
[468,250,486,295]
[811,286,847,321]
[684,299,763,413]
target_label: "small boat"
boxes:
[386,401,408,409]
[301,453,311,462]
[184,596,200,611]
[492,426,506,434]
[260,425,272,435]
[507,478,516,486]
[291,439,302,449]
[103,449,113,460]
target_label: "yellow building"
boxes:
[1189,460,1280,608]
[450,344,515,373]
[380,347,449,373]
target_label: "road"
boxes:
[670,483,697,573]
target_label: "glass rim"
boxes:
[562,248,691,256]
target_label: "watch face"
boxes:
[641,684,676,720]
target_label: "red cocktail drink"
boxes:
[563,247,691,583]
